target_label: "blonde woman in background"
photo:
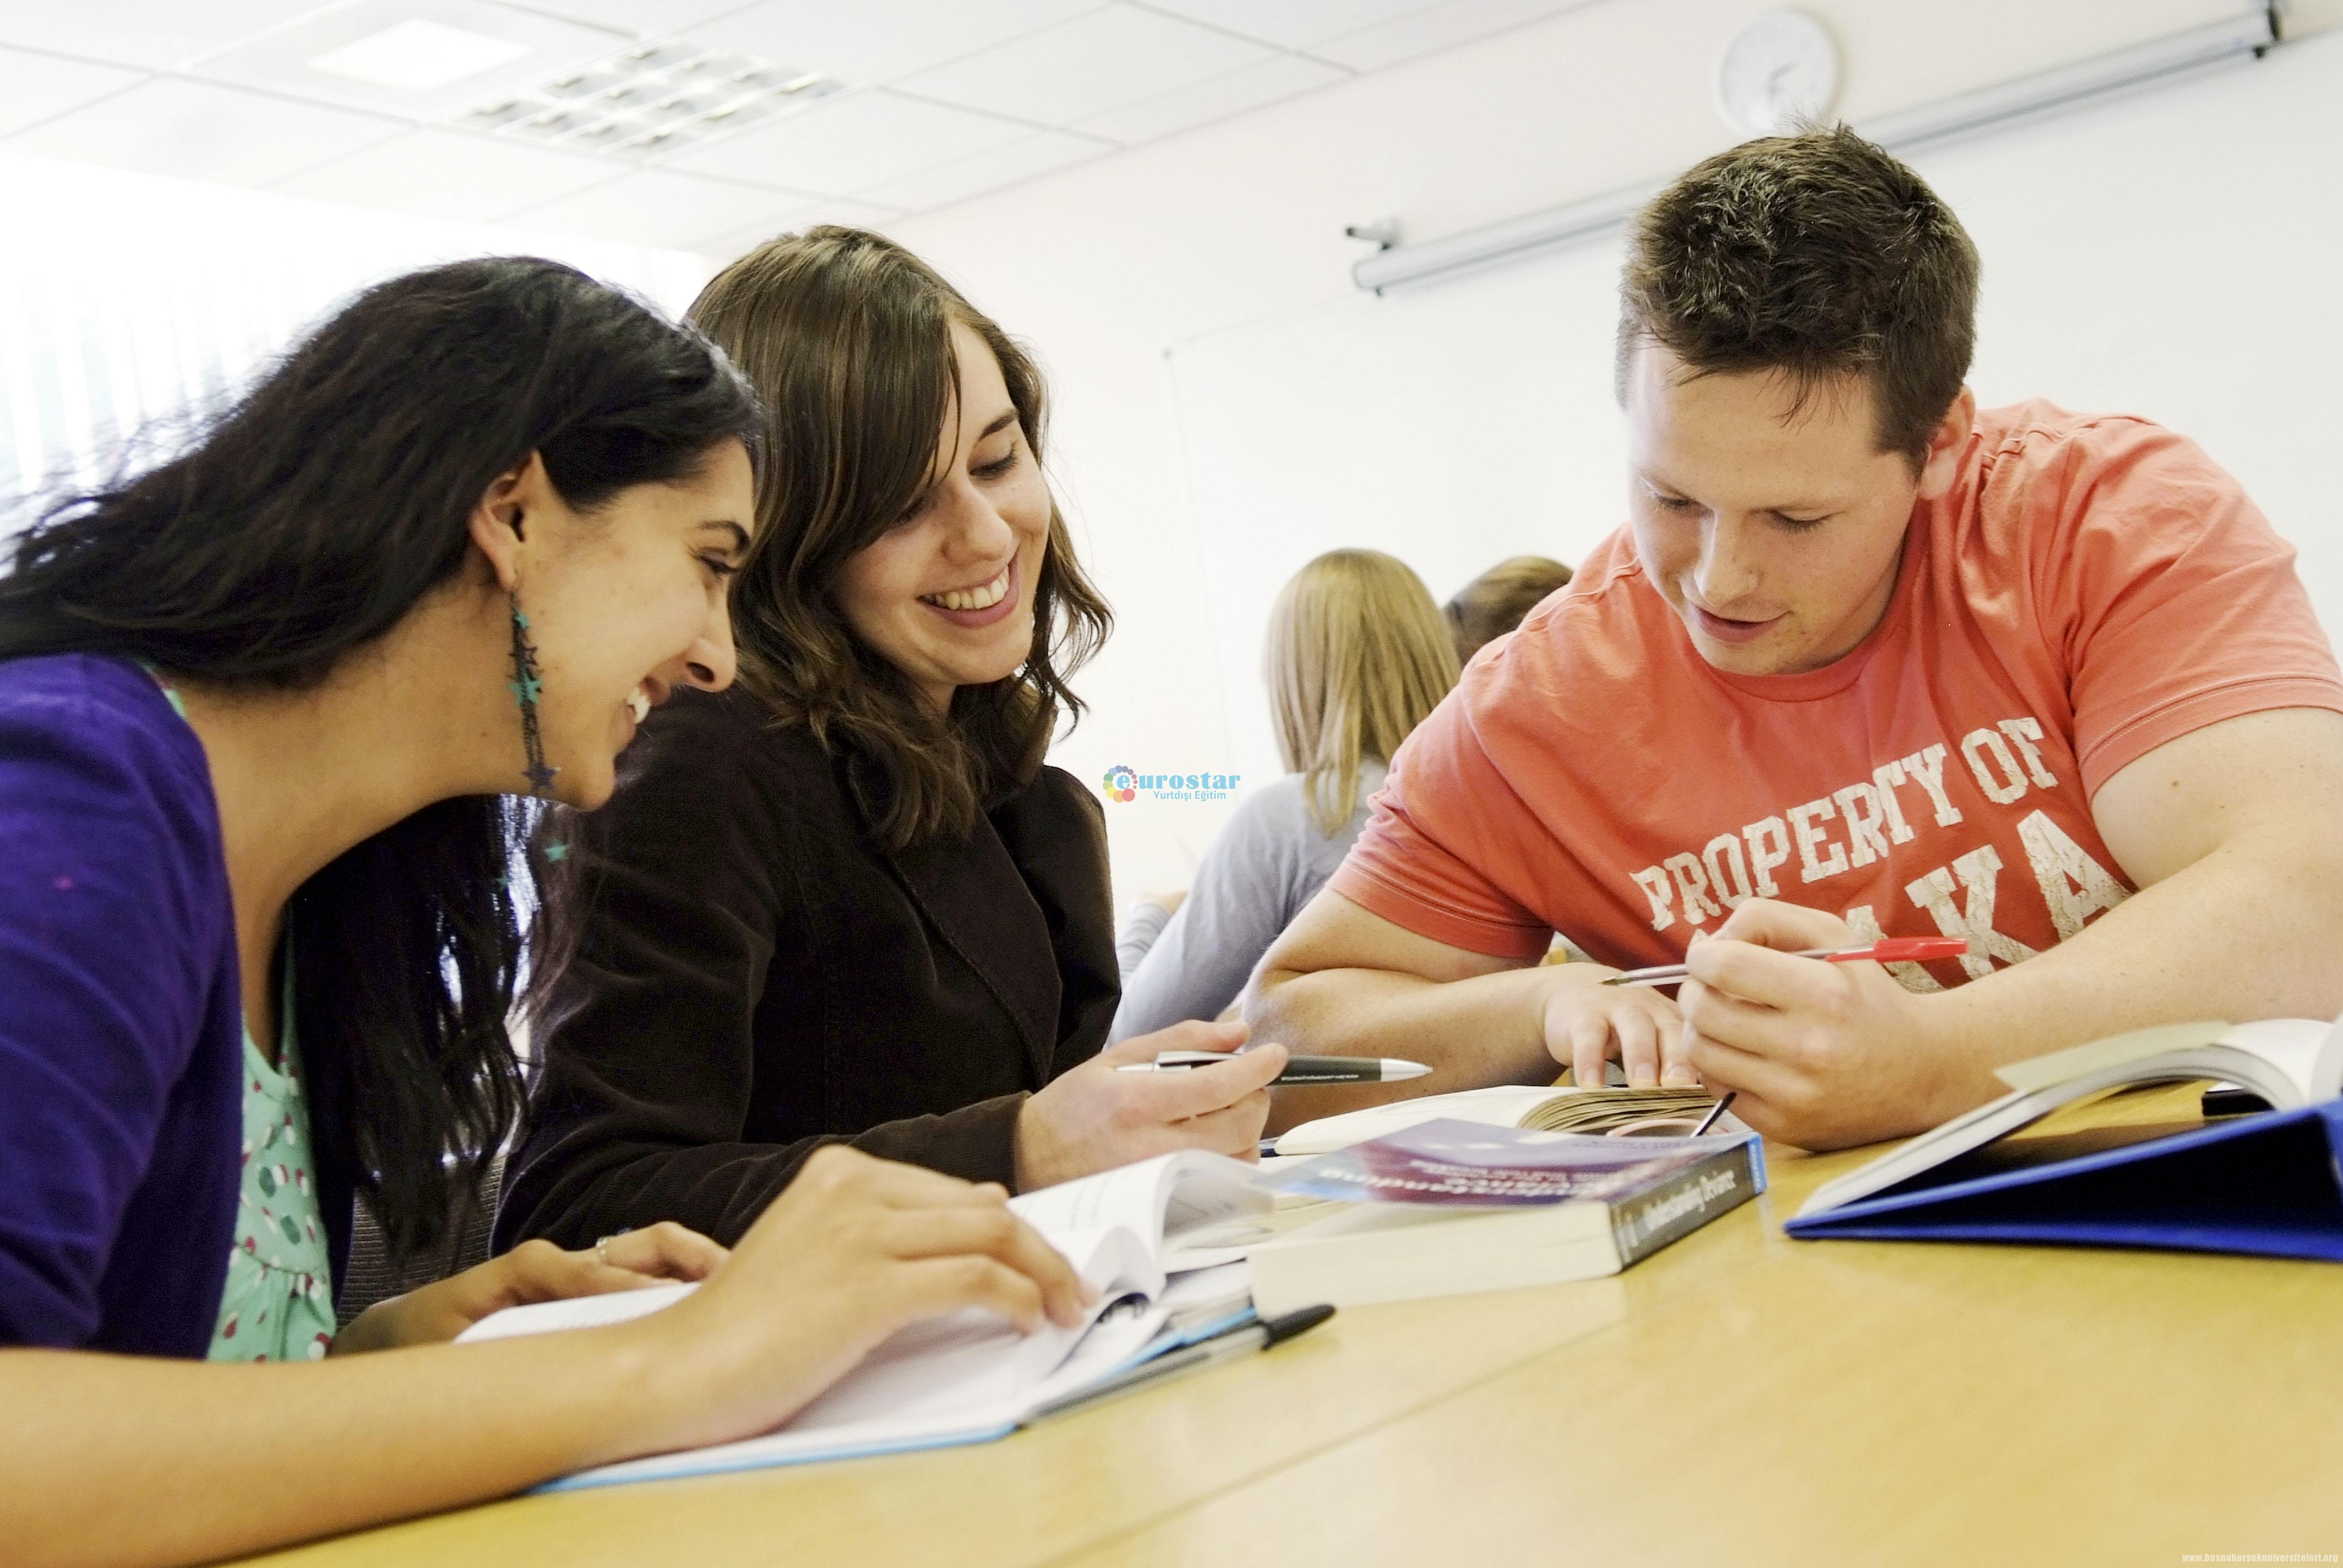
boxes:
[1109,549,1459,1041]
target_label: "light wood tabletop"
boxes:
[242,1085,2343,1568]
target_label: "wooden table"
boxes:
[245,1086,2343,1567]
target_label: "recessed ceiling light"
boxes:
[466,40,846,161]
[308,19,532,92]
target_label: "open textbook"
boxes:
[1789,1015,2343,1258]
[456,1152,1269,1490]
[1273,1083,1749,1156]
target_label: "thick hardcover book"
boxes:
[1246,1119,1764,1314]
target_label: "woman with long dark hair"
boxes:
[498,229,1284,1255]
[0,257,1082,1567]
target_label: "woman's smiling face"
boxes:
[835,321,1053,715]
[512,438,755,807]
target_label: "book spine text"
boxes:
[1608,1141,1761,1267]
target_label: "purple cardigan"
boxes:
[0,654,246,1357]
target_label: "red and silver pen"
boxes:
[1601,936,1969,988]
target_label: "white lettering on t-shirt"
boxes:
[1664,852,1725,925]
[2017,808,2131,939]
[1833,781,1894,868]
[1997,717,2060,789]
[1870,760,1920,846]
[1631,865,1676,933]
[1702,832,1753,910]
[1610,712,2101,963]
[1960,727,2030,805]
[1904,845,2042,979]
[1898,744,1965,827]
[1788,796,1848,884]
[1743,816,1791,899]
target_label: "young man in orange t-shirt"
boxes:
[1250,127,2343,1151]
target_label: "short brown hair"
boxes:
[1266,550,1459,836]
[688,228,1111,849]
[1617,126,1979,467]
[1444,555,1572,663]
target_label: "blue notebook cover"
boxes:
[1785,1099,2343,1261]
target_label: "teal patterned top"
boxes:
[205,974,336,1362]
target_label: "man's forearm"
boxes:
[1246,962,1559,1133]
[1928,827,2343,1077]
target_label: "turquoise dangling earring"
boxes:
[508,592,559,798]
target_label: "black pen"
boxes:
[1689,1092,1737,1137]
[1025,1305,1337,1423]
[1118,1050,1430,1085]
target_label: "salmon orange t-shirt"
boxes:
[1328,401,2343,990]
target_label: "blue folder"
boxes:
[1784,1099,2343,1261]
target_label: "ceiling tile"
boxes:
[271,126,620,224]
[0,1,341,72]
[899,7,1274,126]
[0,47,145,139]
[669,89,1032,195]
[698,197,907,259]
[508,166,819,248]
[3,78,405,187]
[192,0,628,124]
[1311,0,1584,73]
[695,0,1104,86]
[1071,52,1344,144]
[499,0,755,38]
[1137,0,1441,50]
[856,128,1110,211]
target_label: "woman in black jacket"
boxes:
[497,229,1283,1251]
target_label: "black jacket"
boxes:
[493,687,1118,1250]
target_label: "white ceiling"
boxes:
[0,0,1595,256]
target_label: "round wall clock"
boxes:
[1715,9,1841,138]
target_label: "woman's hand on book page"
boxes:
[1677,899,1970,1150]
[1015,1021,1286,1190]
[635,1146,1092,1456]
[1535,964,1694,1089]
[333,1223,728,1353]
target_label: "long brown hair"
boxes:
[688,228,1111,848]
[1265,549,1459,836]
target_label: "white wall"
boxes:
[0,150,712,506]
[890,0,2337,901]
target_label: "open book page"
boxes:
[1800,1016,2342,1219]
[545,1293,1175,1493]
[1272,1087,1568,1156]
[466,1152,1272,1490]
[1995,1018,2340,1102]
[1009,1150,1268,1257]
[1274,1085,1746,1156]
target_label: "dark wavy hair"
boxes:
[0,257,760,1259]
[686,227,1111,848]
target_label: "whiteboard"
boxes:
[1167,29,2343,791]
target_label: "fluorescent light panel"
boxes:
[466,42,846,160]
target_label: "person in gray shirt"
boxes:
[1111,549,1460,1041]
